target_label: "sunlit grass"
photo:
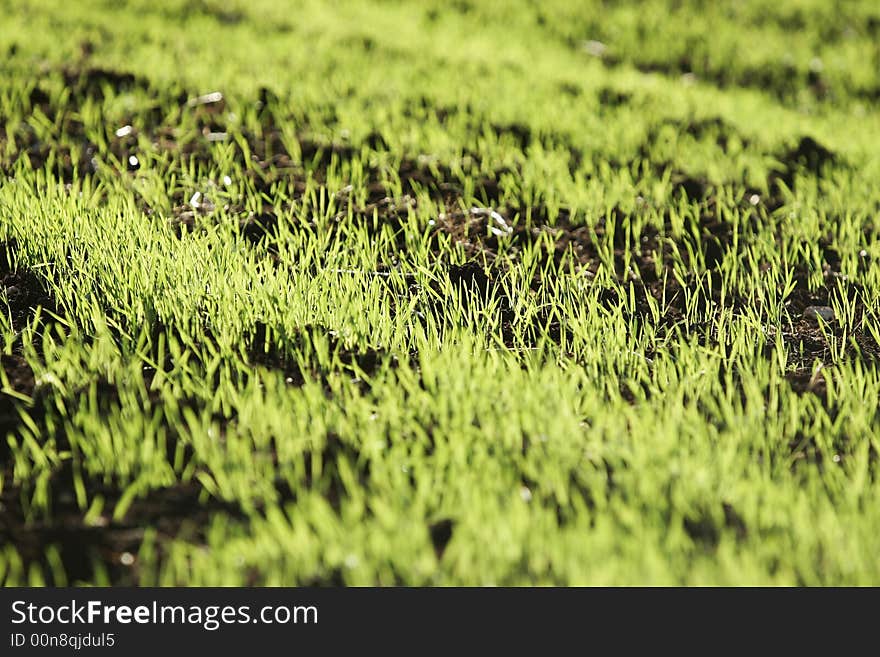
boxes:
[0,0,879,586]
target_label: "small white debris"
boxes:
[188,91,223,106]
[520,486,533,503]
[120,552,135,566]
[471,207,512,237]
[582,40,607,57]
[223,175,232,186]
[128,155,139,167]
[832,454,841,463]
[206,131,228,142]
[749,194,760,206]
[489,210,509,230]
[859,249,868,258]
[189,191,202,208]
[115,124,133,138]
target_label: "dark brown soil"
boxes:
[0,467,246,585]
[1,242,56,456]
[1,242,57,332]
[428,518,455,558]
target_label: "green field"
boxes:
[1,0,879,585]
